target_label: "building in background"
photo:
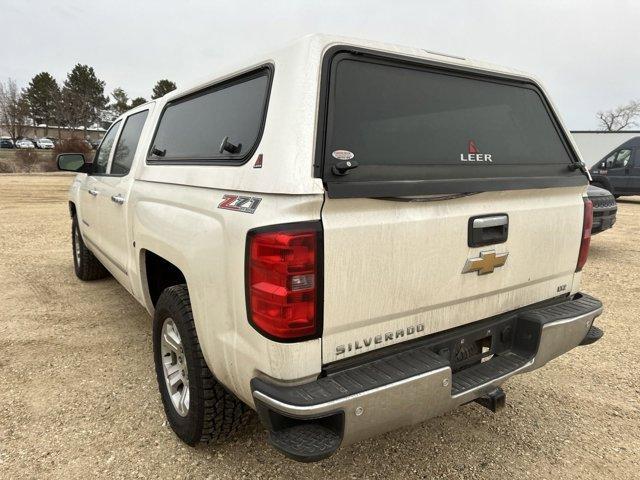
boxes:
[572,131,640,168]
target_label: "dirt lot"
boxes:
[1,174,638,479]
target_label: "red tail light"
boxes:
[246,223,322,341]
[576,198,593,272]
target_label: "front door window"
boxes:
[610,149,632,169]
[93,121,121,174]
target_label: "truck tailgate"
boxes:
[321,186,584,363]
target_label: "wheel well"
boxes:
[144,250,187,306]
[68,201,76,217]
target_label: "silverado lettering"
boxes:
[335,324,425,356]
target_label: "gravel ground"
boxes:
[1,175,638,479]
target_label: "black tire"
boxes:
[72,216,109,281]
[153,285,250,445]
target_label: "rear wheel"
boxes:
[71,216,109,281]
[153,285,250,445]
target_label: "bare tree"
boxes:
[0,78,30,141]
[597,100,640,131]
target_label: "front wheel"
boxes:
[153,285,249,445]
[71,216,109,281]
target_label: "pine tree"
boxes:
[61,64,108,132]
[130,97,147,108]
[23,72,61,135]
[151,79,177,99]
[111,87,130,116]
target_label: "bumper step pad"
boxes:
[269,423,341,463]
[253,346,448,408]
[580,325,604,346]
[452,352,529,396]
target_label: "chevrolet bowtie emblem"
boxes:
[462,250,508,275]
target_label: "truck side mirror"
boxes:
[57,153,87,172]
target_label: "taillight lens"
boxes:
[246,223,322,341]
[576,198,593,272]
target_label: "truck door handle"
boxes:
[88,189,99,197]
[468,214,509,247]
[111,194,125,205]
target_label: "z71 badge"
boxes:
[218,194,262,214]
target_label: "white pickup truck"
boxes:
[58,34,603,462]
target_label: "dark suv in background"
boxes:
[590,136,640,198]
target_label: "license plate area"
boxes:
[430,317,518,373]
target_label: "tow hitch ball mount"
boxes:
[474,387,506,413]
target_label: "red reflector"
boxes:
[246,224,321,341]
[576,198,593,272]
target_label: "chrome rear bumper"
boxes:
[252,293,603,461]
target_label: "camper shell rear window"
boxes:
[316,48,587,198]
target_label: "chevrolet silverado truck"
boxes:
[57,35,604,463]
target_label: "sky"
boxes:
[2,0,639,130]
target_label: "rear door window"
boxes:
[148,68,271,164]
[319,52,586,197]
[111,110,149,175]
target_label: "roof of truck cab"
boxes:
[138,34,577,196]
